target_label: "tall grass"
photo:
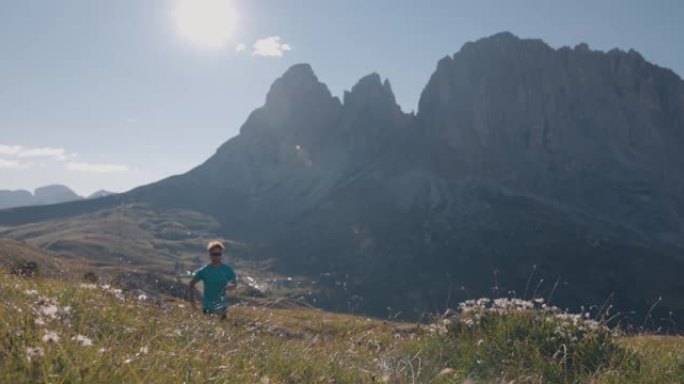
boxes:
[406,298,684,383]
[1,272,683,383]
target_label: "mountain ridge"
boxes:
[0,185,116,210]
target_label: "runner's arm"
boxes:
[189,279,199,309]
[226,278,237,291]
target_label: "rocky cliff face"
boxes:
[3,33,684,325]
[418,32,684,245]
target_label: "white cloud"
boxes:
[0,143,70,161]
[17,147,67,161]
[0,144,22,156]
[123,118,138,125]
[252,36,291,57]
[66,162,130,173]
[0,158,28,169]
[235,43,246,52]
[0,144,130,173]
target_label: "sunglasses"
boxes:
[210,252,223,257]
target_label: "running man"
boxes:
[189,240,237,315]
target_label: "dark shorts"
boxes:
[203,308,228,320]
[203,308,226,314]
[202,303,228,314]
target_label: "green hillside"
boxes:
[2,269,683,383]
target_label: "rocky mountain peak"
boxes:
[418,31,684,154]
[263,63,340,113]
[456,31,547,58]
[239,64,342,140]
[336,73,409,153]
[343,73,399,114]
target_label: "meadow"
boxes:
[2,270,683,383]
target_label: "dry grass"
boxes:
[0,238,80,278]
[0,271,422,383]
[2,271,683,383]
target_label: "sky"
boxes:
[1,0,683,196]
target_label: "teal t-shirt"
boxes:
[192,263,236,312]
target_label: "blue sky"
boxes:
[1,0,682,195]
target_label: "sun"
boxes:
[174,0,237,48]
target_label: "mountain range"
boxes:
[0,185,114,210]
[1,32,683,325]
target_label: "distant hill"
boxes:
[0,204,224,270]
[1,32,683,326]
[0,190,34,210]
[0,185,115,209]
[87,189,115,199]
[0,203,305,302]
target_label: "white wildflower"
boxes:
[25,289,38,296]
[26,346,44,362]
[42,331,60,343]
[80,283,98,290]
[40,304,59,319]
[72,334,93,347]
[476,298,491,306]
[113,290,125,300]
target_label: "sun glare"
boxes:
[174,0,237,48]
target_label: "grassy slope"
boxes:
[1,207,316,318]
[0,204,308,302]
[0,238,82,278]
[0,204,225,271]
[0,271,420,383]
[2,271,683,383]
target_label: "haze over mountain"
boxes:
[2,33,683,324]
[0,185,114,209]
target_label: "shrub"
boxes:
[426,298,632,383]
[10,260,39,278]
[83,271,99,283]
